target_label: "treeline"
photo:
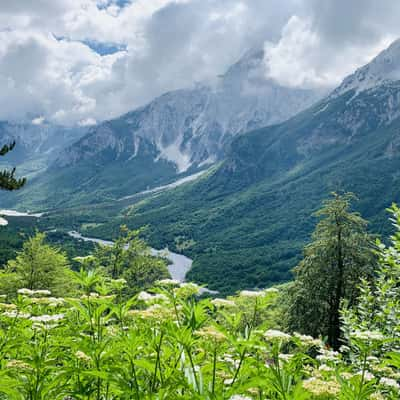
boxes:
[0,193,399,398]
[0,225,169,299]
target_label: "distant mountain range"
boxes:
[96,39,400,294]
[4,39,400,294]
[0,121,86,179]
[1,48,325,209]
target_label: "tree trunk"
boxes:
[329,221,344,350]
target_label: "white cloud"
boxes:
[0,0,399,124]
[32,116,45,125]
[263,0,400,89]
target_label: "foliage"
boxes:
[0,217,36,266]
[0,218,95,269]
[285,193,378,349]
[0,142,26,191]
[0,208,399,398]
[69,88,400,295]
[0,233,73,297]
[0,274,398,399]
[93,225,170,297]
[342,204,400,362]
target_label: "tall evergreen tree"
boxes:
[0,141,26,190]
[285,192,377,349]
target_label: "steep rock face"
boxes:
[116,39,400,293]
[57,49,325,174]
[218,40,400,188]
[331,38,400,98]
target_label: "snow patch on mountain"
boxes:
[57,48,326,173]
[331,39,400,98]
[156,141,192,173]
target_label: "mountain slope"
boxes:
[0,121,86,179]
[7,48,325,210]
[92,40,400,294]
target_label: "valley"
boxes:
[2,39,400,295]
[2,4,400,398]
[67,230,193,283]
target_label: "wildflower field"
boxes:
[0,198,400,399]
[0,275,399,399]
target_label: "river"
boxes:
[0,209,204,287]
[67,231,192,282]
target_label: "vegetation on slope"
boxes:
[76,88,400,295]
[0,204,399,398]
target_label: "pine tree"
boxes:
[285,192,377,349]
[0,141,26,190]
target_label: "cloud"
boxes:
[0,0,399,124]
[264,0,400,88]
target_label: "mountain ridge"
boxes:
[4,47,326,209]
[90,39,400,293]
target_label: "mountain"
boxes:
[0,121,87,179]
[7,48,325,210]
[331,39,400,98]
[58,48,325,172]
[97,39,400,294]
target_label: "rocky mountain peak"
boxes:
[331,38,400,98]
[57,47,325,174]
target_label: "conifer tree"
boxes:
[0,141,26,190]
[286,192,377,349]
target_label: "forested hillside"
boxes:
[0,197,399,399]
[90,48,400,293]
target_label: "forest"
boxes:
[0,193,399,399]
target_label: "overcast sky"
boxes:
[0,0,399,125]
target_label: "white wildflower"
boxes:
[263,329,291,342]
[195,326,226,342]
[33,289,51,296]
[174,282,201,297]
[30,314,65,323]
[239,290,265,298]
[279,353,294,362]
[379,377,400,389]
[156,279,180,286]
[17,288,34,296]
[359,371,375,381]
[0,303,16,310]
[137,291,154,301]
[3,311,30,319]
[319,364,334,372]
[294,332,322,347]
[316,349,340,363]
[351,330,385,341]
[6,360,32,370]
[153,293,168,301]
[138,291,168,303]
[211,298,236,308]
[303,377,340,396]
[75,350,92,363]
